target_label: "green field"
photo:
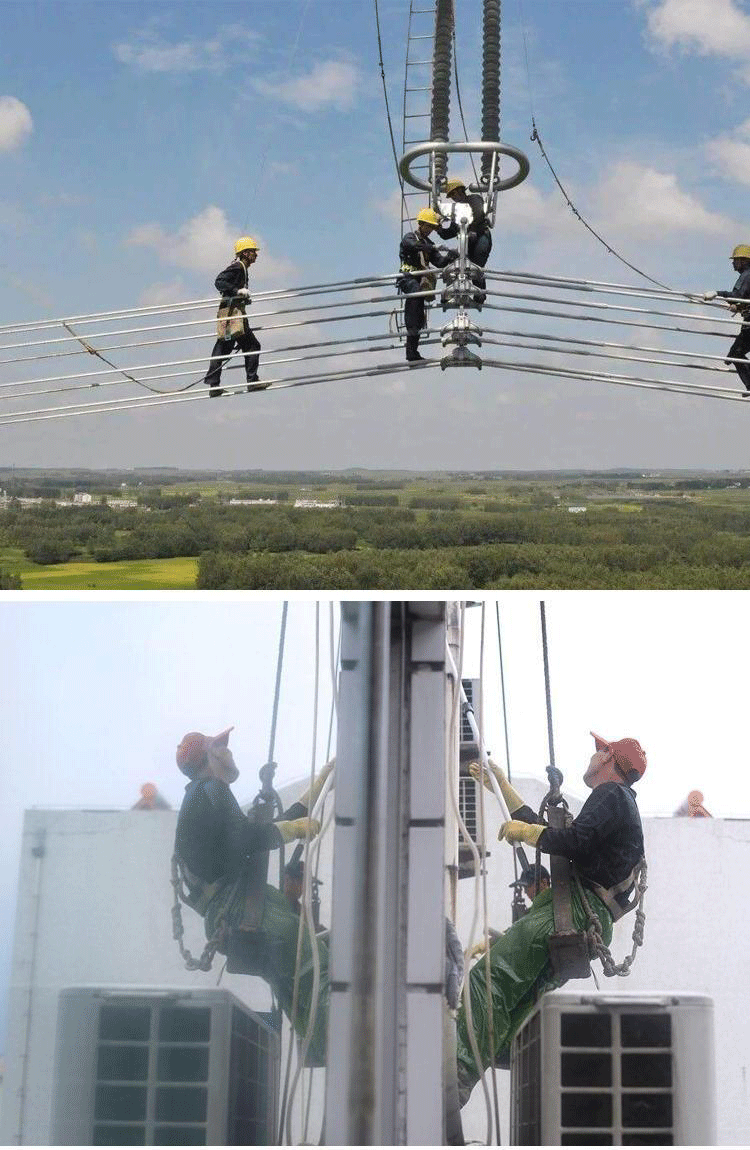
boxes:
[2,549,198,590]
[3,468,750,589]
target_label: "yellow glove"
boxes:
[468,758,526,814]
[275,817,322,844]
[298,757,335,811]
[468,941,487,960]
[499,820,545,847]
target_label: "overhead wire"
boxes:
[516,0,670,291]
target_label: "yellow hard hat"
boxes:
[731,244,750,260]
[235,236,259,254]
[417,208,441,227]
[444,178,466,194]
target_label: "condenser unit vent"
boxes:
[51,987,279,1146]
[510,993,715,1146]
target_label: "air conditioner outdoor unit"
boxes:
[510,992,715,1146]
[51,986,279,1146]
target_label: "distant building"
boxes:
[567,505,587,513]
[294,498,341,509]
[72,492,93,505]
[228,498,278,506]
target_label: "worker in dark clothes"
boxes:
[510,862,551,904]
[437,178,492,268]
[704,244,750,393]
[398,208,458,362]
[457,734,646,1107]
[174,728,331,931]
[203,238,266,397]
[174,729,334,1064]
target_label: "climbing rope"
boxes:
[446,604,496,1147]
[476,603,503,1145]
[576,860,648,977]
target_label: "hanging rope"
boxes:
[446,604,495,1147]
[576,861,648,977]
[476,603,503,1145]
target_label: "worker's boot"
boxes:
[405,333,423,362]
[246,373,269,392]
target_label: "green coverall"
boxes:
[454,884,612,1106]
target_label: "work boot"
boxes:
[405,333,422,362]
[209,387,224,398]
[246,375,269,392]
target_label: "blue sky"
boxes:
[2,0,750,467]
[2,592,750,1048]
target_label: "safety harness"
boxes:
[170,761,284,978]
[539,765,647,981]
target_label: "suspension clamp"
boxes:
[441,345,482,371]
[441,314,483,348]
[441,267,487,310]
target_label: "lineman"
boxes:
[456,733,646,1106]
[398,208,457,362]
[704,244,750,393]
[203,238,266,397]
[437,177,493,268]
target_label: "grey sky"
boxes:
[2,592,748,1049]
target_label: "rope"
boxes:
[476,603,503,1145]
[447,604,495,1146]
[539,601,555,769]
[576,860,648,977]
[281,604,323,1146]
[494,601,519,891]
[169,855,223,973]
[268,602,288,767]
[529,122,671,291]
[375,0,414,231]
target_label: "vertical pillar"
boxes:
[325,602,449,1145]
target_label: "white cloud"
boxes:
[137,278,188,307]
[113,23,257,74]
[644,0,750,61]
[254,59,360,112]
[706,117,750,186]
[126,205,298,286]
[592,161,731,237]
[0,96,32,153]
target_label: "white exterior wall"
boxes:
[1,796,747,1145]
[1,796,332,1147]
[455,804,749,1146]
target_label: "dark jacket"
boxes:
[215,258,249,303]
[719,268,750,319]
[437,192,489,242]
[175,776,306,884]
[517,781,643,902]
[399,231,457,273]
